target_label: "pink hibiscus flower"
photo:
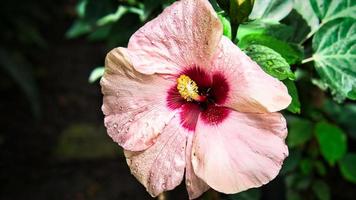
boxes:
[101,0,291,199]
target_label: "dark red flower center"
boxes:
[167,66,230,131]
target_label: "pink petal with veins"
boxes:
[127,0,222,75]
[101,48,175,151]
[185,133,210,199]
[211,37,292,113]
[124,116,187,197]
[191,111,288,193]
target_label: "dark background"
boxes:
[0,0,355,200]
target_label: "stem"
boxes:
[301,57,314,64]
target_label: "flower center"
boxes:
[177,75,206,102]
[167,67,231,130]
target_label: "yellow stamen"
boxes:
[177,75,200,101]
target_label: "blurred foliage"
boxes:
[0,0,55,119]
[55,123,119,160]
[61,0,355,199]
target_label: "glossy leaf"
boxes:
[239,34,303,64]
[243,44,295,80]
[249,0,293,21]
[312,18,356,101]
[339,153,356,184]
[237,19,293,41]
[294,0,319,32]
[315,122,347,165]
[310,0,356,24]
[282,0,319,43]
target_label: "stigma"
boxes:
[177,75,205,102]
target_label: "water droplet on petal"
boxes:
[186,180,191,186]
[113,123,118,128]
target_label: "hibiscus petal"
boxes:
[191,110,288,194]
[125,116,187,197]
[101,47,175,151]
[211,37,291,113]
[127,0,222,75]
[185,133,210,199]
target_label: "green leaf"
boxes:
[309,0,330,20]
[315,122,347,165]
[312,18,356,101]
[237,19,294,41]
[242,44,295,80]
[284,79,301,114]
[339,153,356,184]
[97,6,145,26]
[228,188,261,200]
[312,180,330,200]
[249,0,293,21]
[282,0,319,43]
[65,20,92,38]
[87,25,112,41]
[89,66,105,83]
[294,0,319,32]
[97,6,130,26]
[310,0,356,24]
[76,0,88,18]
[218,13,232,39]
[287,117,313,147]
[239,34,303,64]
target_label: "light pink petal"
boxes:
[101,47,176,151]
[124,116,188,197]
[211,37,291,113]
[191,111,288,194]
[185,133,210,199]
[127,0,222,75]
